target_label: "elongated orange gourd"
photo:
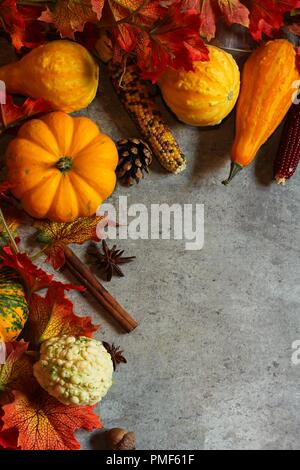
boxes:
[6,112,118,222]
[0,40,99,113]
[223,39,300,184]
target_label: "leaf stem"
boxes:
[0,206,19,253]
[30,244,50,261]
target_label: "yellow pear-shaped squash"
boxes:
[6,112,118,222]
[0,40,99,112]
[158,45,240,126]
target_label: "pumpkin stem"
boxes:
[222,162,243,186]
[56,156,73,173]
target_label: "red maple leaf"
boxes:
[0,341,34,406]
[0,246,84,295]
[0,95,52,132]
[181,0,250,40]
[0,1,45,51]
[249,0,300,40]
[0,409,18,449]
[1,389,101,450]
[136,5,209,81]
[23,287,98,347]
[0,181,15,201]
[39,0,104,38]
[106,1,209,79]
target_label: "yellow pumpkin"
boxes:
[0,40,99,113]
[6,112,118,222]
[158,45,240,126]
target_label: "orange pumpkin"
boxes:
[6,112,118,222]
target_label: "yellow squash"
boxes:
[158,45,240,127]
[0,40,99,112]
[6,112,118,222]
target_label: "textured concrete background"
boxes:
[1,41,300,450]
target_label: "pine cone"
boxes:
[116,138,153,186]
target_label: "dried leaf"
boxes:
[0,246,84,294]
[1,389,101,450]
[0,0,26,51]
[287,22,300,34]
[91,0,105,18]
[39,0,104,38]
[23,287,98,347]
[0,341,34,406]
[107,0,209,80]
[182,0,249,40]
[0,181,15,201]
[0,95,52,131]
[136,5,209,81]
[34,216,105,270]
[249,0,300,40]
[0,206,24,246]
[0,408,18,449]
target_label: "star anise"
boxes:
[91,240,136,282]
[103,342,127,371]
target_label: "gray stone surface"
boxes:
[1,41,300,450]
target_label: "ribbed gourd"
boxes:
[6,112,118,222]
[223,39,300,184]
[158,45,240,127]
[0,40,99,113]
[0,268,28,342]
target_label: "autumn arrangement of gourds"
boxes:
[0,29,299,436]
[0,36,298,231]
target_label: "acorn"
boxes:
[105,427,136,450]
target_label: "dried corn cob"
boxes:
[274,103,300,185]
[108,61,186,174]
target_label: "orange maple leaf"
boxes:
[0,206,24,247]
[34,216,105,270]
[0,409,18,449]
[0,341,34,406]
[23,287,98,347]
[0,95,52,131]
[0,246,84,295]
[39,0,104,38]
[1,389,101,450]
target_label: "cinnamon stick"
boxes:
[63,245,138,333]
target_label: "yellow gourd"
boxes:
[6,112,118,222]
[158,45,240,127]
[0,40,99,113]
